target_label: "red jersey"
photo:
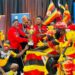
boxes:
[32,24,47,48]
[8,26,28,50]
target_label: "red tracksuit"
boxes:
[18,23,30,34]
[32,25,47,48]
[8,26,28,50]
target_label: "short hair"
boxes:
[36,16,43,21]
[12,19,18,23]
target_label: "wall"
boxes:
[0,0,74,38]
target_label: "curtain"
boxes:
[0,0,74,33]
[0,0,3,14]
[0,0,74,15]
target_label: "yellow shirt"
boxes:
[7,70,17,75]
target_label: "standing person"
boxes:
[32,16,47,48]
[18,16,30,35]
[8,19,28,75]
[8,19,28,51]
[18,16,30,49]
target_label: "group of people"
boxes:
[0,0,75,75]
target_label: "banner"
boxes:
[11,13,30,24]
